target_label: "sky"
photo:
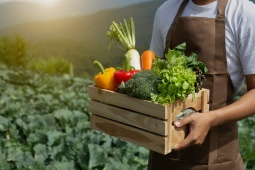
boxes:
[0,0,153,17]
[0,0,151,6]
[0,0,57,5]
[0,0,152,28]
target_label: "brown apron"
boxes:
[148,0,244,169]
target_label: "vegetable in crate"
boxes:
[141,50,156,70]
[185,52,208,92]
[151,43,208,104]
[114,53,139,89]
[106,17,141,70]
[93,60,116,91]
[118,70,160,100]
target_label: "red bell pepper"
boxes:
[114,53,139,89]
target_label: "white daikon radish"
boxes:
[106,17,141,70]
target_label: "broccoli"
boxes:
[117,70,160,100]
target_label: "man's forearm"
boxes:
[209,89,255,127]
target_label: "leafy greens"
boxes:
[151,43,208,104]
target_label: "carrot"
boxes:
[141,50,155,70]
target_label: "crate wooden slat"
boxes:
[90,114,169,153]
[88,85,167,119]
[88,85,209,155]
[89,100,167,136]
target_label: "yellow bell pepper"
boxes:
[93,60,116,91]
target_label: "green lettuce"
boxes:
[151,43,207,104]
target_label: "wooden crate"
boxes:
[88,85,209,155]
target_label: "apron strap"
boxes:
[164,0,188,55]
[217,0,229,18]
[173,0,188,24]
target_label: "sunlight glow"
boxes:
[38,0,59,6]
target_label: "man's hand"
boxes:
[172,74,255,150]
[173,112,214,150]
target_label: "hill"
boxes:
[0,0,151,28]
[0,0,164,77]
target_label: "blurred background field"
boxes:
[0,0,254,169]
[0,0,166,78]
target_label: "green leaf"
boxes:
[0,116,9,131]
[46,130,64,146]
[48,162,76,170]
[174,42,186,52]
[27,131,48,145]
[6,143,23,162]
[48,142,65,161]
[53,109,73,124]
[88,144,107,169]
[182,81,190,90]
[33,143,48,164]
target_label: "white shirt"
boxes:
[150,0,255,94]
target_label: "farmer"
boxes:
[148,0,255,169]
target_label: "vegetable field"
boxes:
[0,65,148,170]
[0,65,254,170]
